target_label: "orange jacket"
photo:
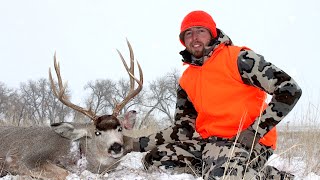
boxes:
[180,44,277,149]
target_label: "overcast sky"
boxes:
[0,0,319,123]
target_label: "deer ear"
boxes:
[51,122,92,140]
[120,110,137,130]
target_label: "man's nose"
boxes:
[191,32,199,40]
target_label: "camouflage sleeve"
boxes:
[237,49,302,138]
[136,85,198,152]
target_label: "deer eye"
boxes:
[118,127,122,132]
[95,131,102,136]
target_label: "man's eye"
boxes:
[184,31,192,37]
[197,29,206,33]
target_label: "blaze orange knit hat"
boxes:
[179,10,217,46]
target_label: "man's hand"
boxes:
[232,129,260,150]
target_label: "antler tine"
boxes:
[49,53,98,121]
[113,41,143,117]
[127,39,135,90]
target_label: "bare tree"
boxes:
[1,68,180,129]
[165,68,180,96]
[19,79,46,124]
[47,80,72,124]
[84,79,117,115]
[3,90,23,125]
[82,78,146,129]
[18,78,72,126]
[0,82,26,125]
[83,67,146,124]
[0,82,11,122]
[138,69,180,129]
[114,78,146,114]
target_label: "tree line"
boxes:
[0,69,180,129]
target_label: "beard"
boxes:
[186,41,206,58]
[190,49,204,58]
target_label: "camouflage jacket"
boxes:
[135,29,302,152]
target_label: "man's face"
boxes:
[183,27,212,58]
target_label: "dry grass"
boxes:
[276,128,320,176]
[275,101,320,176]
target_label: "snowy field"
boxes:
[1,152,319,180]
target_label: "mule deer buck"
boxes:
[0,40,143,179]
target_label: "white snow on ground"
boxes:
[1,152,319,180]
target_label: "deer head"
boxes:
[48,39,143,159]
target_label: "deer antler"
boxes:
[49,40,142,121]
[49,53,98,121]
[112,40,143,117]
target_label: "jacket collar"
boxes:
[180,29,233,66]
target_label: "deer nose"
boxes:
[110,142,123,154]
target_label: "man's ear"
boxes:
[208,28,221,46]
[208,38,216,46]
